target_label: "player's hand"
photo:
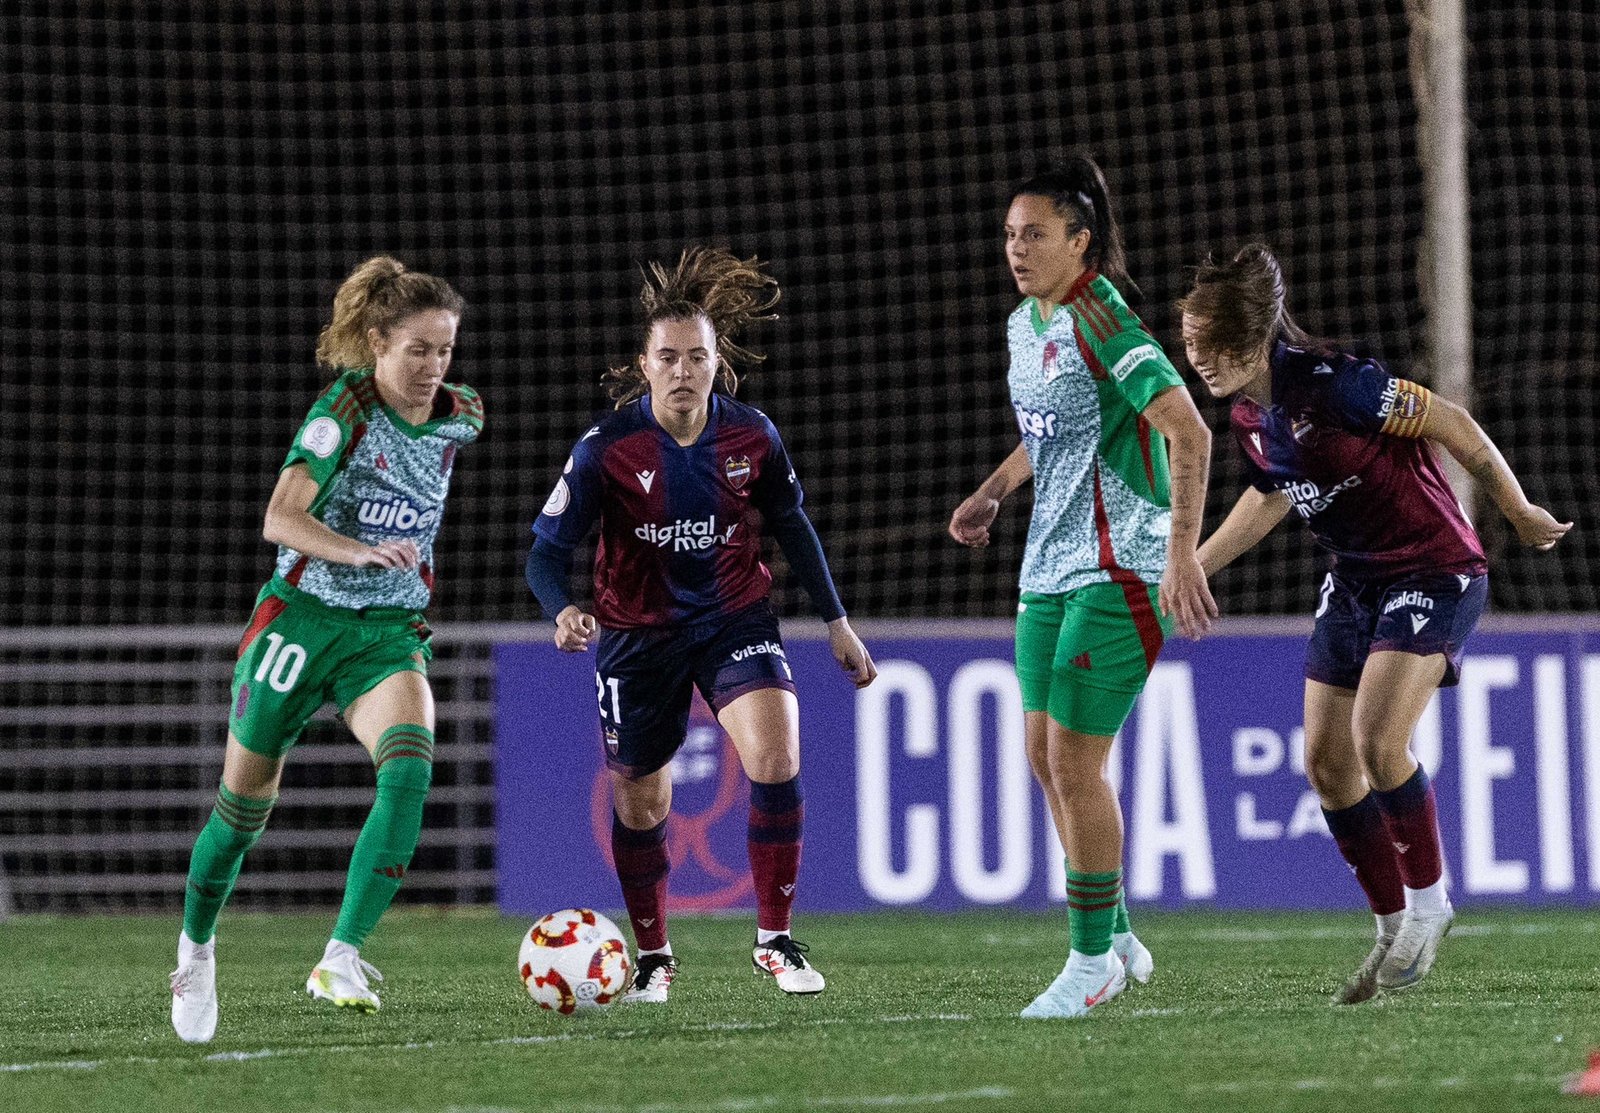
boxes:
[1159,550,1219,640]
[359,539,420,570]
[949,493,1001,547]
[555,606,599,652]
[1510,503,1572,550]
[827,618,877,688]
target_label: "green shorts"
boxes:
[228,581,433,759]
[1015,581,1172,736]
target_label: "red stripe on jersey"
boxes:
[237,595,287,659]
[1081,288,1120,339]
[1091,463,1117,569]
[1137,414,1156,491]
[1113,569,1164,673]
[1072,293,1112,342]
[1075,318,1109,381]
[1093,464,1166,670]
[283,556,309,587]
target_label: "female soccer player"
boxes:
[1181,243,1570,1003]
[526,247,876,1002]
[169,256,482,1042]
[949,156,1217,1018]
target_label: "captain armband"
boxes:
[1379,379,1433,438]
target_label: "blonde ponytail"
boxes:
[315,255,465,371]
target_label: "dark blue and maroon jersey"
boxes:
[1231,341,1486,580]
[533,393,806,628]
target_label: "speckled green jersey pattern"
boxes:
[1006,274,1183,595]
[273,369,483,610]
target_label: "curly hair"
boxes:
[603,246,781,406]
[315,255,465,371]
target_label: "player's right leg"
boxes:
[1020,714,1127,1019]
[1304,680,1405,1004]
[172,734,285,1043]
[597,625,693,1004]
[173,592,316,1043]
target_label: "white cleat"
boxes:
[1020,950,1126,1019]
[753,935,825,994]
[623,953,678,1004]
[170,939,218,1044]
[1333,933,1394,1005]
[1113,931,1154,984]
[305,951,383,1012]
[1376,901,1454,991]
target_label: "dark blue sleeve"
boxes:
[524,537,575,619]
[532,427,604,549]
[766,506,846,622]
[1318,355,1403,435]
[749,415,804,518]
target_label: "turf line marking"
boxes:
[0,1012,980,1074]
[632,1088,1014,1111]
[1188,920,1598,943]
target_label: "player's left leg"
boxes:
[719,685,823,995]
[1353,649,1452,991]
[310,663,436,1011]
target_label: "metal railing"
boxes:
[0,623,530,914]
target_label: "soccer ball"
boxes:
[517,908,632,1014]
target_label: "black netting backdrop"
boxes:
[4,1,1594,629]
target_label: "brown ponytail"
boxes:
[1178,243,1317,363]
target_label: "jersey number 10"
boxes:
[254,632,308,693]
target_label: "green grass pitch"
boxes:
[3,908,1598,1112]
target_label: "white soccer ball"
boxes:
[517,908,632,1014]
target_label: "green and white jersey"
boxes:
[1007,272,1183,595]
[273,368,483,611]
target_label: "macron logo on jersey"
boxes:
[635,515,738,551]
[636,470,656,493]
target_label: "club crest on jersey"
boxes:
[1290,417,1315,444]
[724,455,752,489]
[440,443,456,475]
[604,725,619,755]
[1042,340,1063,384]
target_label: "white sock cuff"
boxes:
[323,939,359,963]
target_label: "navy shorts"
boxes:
[593,601,797,778]
[1306,568,1488,691]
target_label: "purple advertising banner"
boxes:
[494,621,1600,915]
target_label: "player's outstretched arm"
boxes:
[949,442,1032,548]
[1420,398,1573,550]
[263,463,419,569]
[1142,385,1219,639]
[1197,488,1292,577]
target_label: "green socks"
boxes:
[183,784,276,944]
[332,724,434,948]
[1066,866,1122,957]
